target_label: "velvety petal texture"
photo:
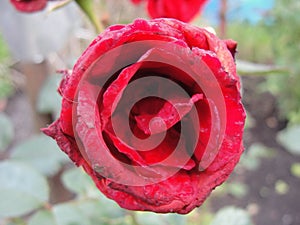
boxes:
[43,18,245,214]
[131,0,209,22]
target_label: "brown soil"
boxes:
[211,77,300,225]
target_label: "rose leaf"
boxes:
[0,161,49,219]
[277,125,300,156]
[0,113,14,151]
[53,203,90,225]
[36,74,62,119]
[28,210,56,225]
[61,167,95,196]
[136,212,186,225]
[11,134,68,176]
[210,206,254,225]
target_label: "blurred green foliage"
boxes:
[0,161,49,219]
[290,163,300,178]
[0,160,255,225]
[210,206,254,225]
[10,134,68,176]
[0,34,14,100]
[228,0,300,124]
[227,22,274,64]
[0,113,14,151]
[36,74,62,119]
[274,179,289,195]
[0,34,10,61]
[265,0,300,124]
[0,63,14,100]
[238,143,275,171]
[277,125,300,156]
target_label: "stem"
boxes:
[219,0,227,38]
[10,218,27,225]
[43,202,53,210]
[129,211,141,225]
[47,0,73,12]
[75,0,104,33]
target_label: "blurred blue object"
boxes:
[203,0,274,24]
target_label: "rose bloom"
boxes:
[43,18,245,214]
[131,0,208,22]
[10,0,48,13]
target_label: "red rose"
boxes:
[131,0,209,22]
[43,18,245,214]
[10,0,47,12]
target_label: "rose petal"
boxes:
[10,0,47,13]
[135,94,203,135]
[132,0,209,23]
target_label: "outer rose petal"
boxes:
[43,18,246,214]
[10,0,47,13]
[131,0,209,22]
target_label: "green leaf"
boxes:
[210,206,253,225]
[239,143,275,171]
[0,64,14,99]
[53,203,90,225]
[162,214,186,225]
[90,195,125,218]
[36,74,62,118]
[0,113,14,151]
[244,113,255,129]
[62,166,127,219]
[186,208,214,225]
[28,210,56,225]
[61,167,125,219]
[6,219,26,225]
[239,155,259,171]
[136,212,186,225]
[259,186,271,198]
[77,199,125,223]
[0,34,10,61]
[11,134,68,176]
[61,167,95,196]
[0,161,49,218]
[247,143,275,158]
[290,163,300,178]
[6,222,22,225]
[237,60,287,76]
[227,182,249,198]
[274,180,289,195]
[277,125,300,156]
[54,197,125,225]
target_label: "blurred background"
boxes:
[0,0,299,225]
